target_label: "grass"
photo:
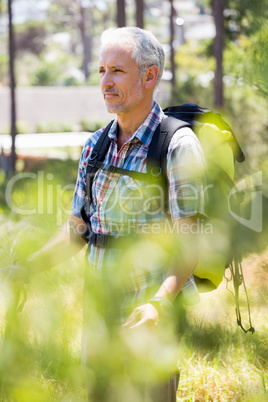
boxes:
[177,261,268,401]
[178,322,268,401]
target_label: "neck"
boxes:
[117,99,154,144]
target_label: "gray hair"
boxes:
[100,27,165,88]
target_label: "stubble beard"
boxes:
[104,78,145,115]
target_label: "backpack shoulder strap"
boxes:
[147,116,191,175]
[81,120,114,229]
[86,120,114,169]
[85,120,114,197]
[145,116,192,211]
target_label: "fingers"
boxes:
[123,309,140,328]
[123,304,159,330]
[125,317,148,329]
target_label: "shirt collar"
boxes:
[108,101,165,146]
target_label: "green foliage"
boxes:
[173,41,215,106]
[28,47,84,87]
[1,121,31,135]
[0,159,78,217]
[31,61,60,86]
[63,76,82,86]
[79,119,104,133]
[16,121,31,134]
[226,0,268,39]
[224,27,268,98]
[244,26,268,97]
[0,158,268,400]
[175,41,215,75]
[35,121,74,133]
[224,35,251,79]
[224,86,268,175]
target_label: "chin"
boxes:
[106,107,118,114]
[106,105,125,114]
[105,102,117,113]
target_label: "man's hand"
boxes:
[123,303,159,330]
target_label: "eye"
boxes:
[114,69,123,73]
[99,68,105,74]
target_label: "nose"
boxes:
[101,71,114,90]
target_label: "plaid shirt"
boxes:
[72,101,205,322]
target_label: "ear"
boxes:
[143,65,159,89]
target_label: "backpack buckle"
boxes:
[103,164,116,173]
[89,152,98,161]
[87,159,98,169]
[151,167,162,178]
[87,153,98,168]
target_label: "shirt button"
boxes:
[131,183,137,189]
[99,206,103,211]
[110,181,115,187]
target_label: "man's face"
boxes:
[99,44,146,115]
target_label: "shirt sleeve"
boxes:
[167,127,206,221]
[71,144,88,218]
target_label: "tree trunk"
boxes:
[8,0,17,174]
[116,0,126,27]
[213,0,225,108]
[79,5,91,80]
[136,0,144,29]
[169,0,176,102]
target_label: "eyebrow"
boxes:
[99,63,125,70]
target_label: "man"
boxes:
[6,27,205,401]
